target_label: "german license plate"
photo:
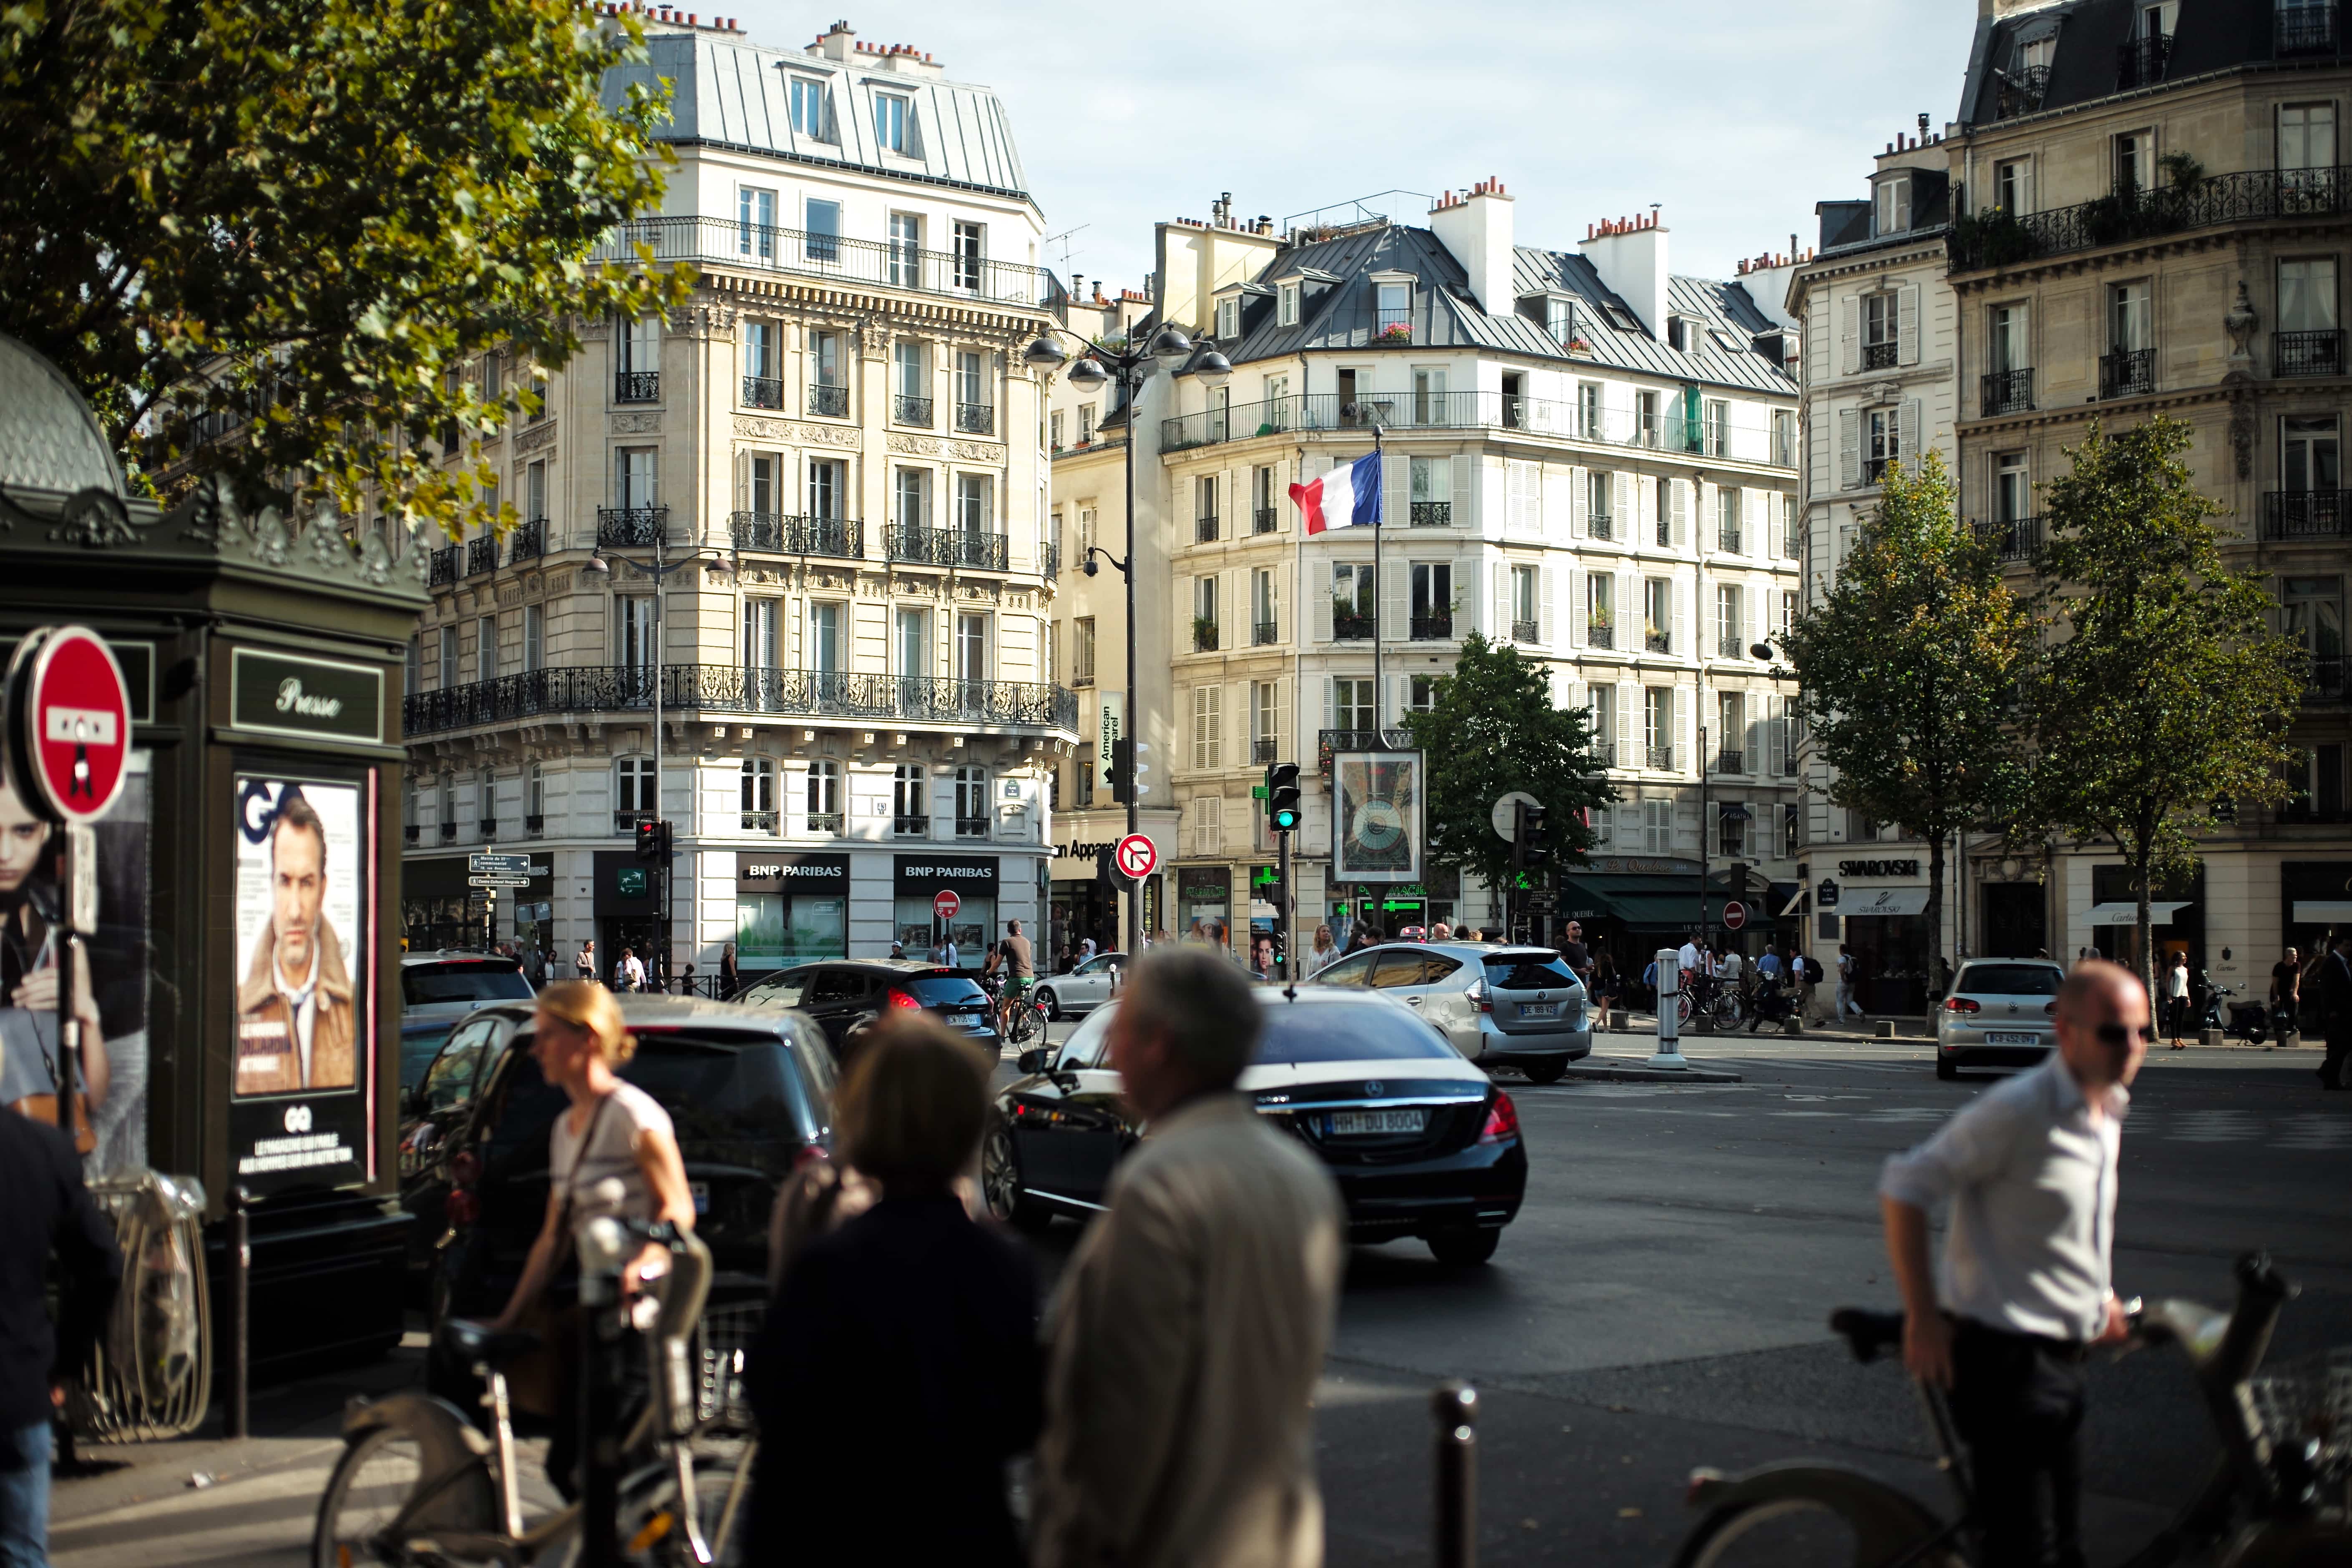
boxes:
[1985,1032,2040,1046]
[1329,1109,1426,1136]
[1520,1002,1559,1019]
[689,1181,710,1215]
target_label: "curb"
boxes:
[1560,1057,1743,1084]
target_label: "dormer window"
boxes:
[787,76,834,141]
[1667,317,1691,351]
[874,92,913,154]
[1546,296,1579,345]
[1278,282,1299,327]
[1216,295,1241,340]
[1874,175,1912,236]
[1375,281,1411,335]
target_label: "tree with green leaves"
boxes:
[1,0,687,537]
[1779,451,2033,987]
[2028,418,2304,998]
[1398,632,1615,904]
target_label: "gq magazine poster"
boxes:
[230,775,374,1192]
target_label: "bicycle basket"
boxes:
[2244,1348,2352,1482]
[693,1301,766,1431]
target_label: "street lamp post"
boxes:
[1023,321,1230,957]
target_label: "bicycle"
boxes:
[1671,1252,2350,1567]
[982,969,1047,1046]
[314,1219,755,1567]
[1677,971,1744,1034]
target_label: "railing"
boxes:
[2278,329,2343,377]
[2308,653,2347,698]
[1195,514,1220,543]
[1865,456,1894,484]
[954,402,996,436]
[615,371,659,403]
[1590,515,1614,541]
[1973,515,2045,561]
[1645,629,1671,653]
[2261,490,2352,538]
[1715,750,1746,775]
[894,813,930,838]
[2278,6,2341,56]
[1161,392,1794,466]
[586,216,1055,307]
[428,546,458,587]
[1862,341,1898,370]
[2117,33,2171,89]
[478,818,499,839]
[614,810,649,835]
[1512,618,1539,644]
[466,536,498,576]
[598,506,668,547]
[1995,65,2051,121]
[1951,165,2352,272]
[893,394,934,427]
[1718,526,1743,555]
[884,524,1009,569]
[525,814,545,836]
[1253,508,1278,534]
[1590,741,1616,768]
[1375,307,1413,338]
[2102,347,2155,398]
[742,375,783,409]
[807,811,844,835]
[1410,501,1451,527]
[1253,620,1278,646]
[439,821,458,841]
[1781,751,1800,777]
[403,823,419,845]
[1586,621,1614,649]
[1317,729,1389,775]
[1785,526,1803,560]
[509,519,546,562]
[1982,368,2036,414]
[1410,614,1452,641]
[732,512,863,559]
[1333,612,1374,641]
[1253,737,1278,764]
[1044,541,1060,578]
[1717,634,1746,659]
[1648,745,1675,771]
[741,810,778,833]
[1193,623,1220,652]
[403,665,1080,737]
[808,383,849,418]
[954,813,989,840]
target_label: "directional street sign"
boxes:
[469,874,532,889]
[1114,833,1158,881]
[7,625,133,825]
[469,853,532,876]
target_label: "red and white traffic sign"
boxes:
[6,625,132,824]
[932,889,962,921]
[1113,833,1158,881]
[1720,899,1748,932]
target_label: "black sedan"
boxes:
[733,958,1000,1060]
[982,989,1525,1264]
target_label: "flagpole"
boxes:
[1370,419,1384,739]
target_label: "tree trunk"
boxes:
[2134,854,2156,1004]
[1926,829,1948,1004]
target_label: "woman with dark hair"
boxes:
[0,778,108,1144]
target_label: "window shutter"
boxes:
[1540,566,1556,646]
[1383,453,1405,528]
[1669,480,1688,548]
[1452,456,1472,529]
[1228,680,1247,767]
[1673,579,1688,660]
[1492,563,1509,641]
[1320,674,1333,730]
[1838,410,1861,489]
[1897,284,1922,366]
[1901,400,1923,470]
[1768,695,1789,776]
[1614,471,1632,530]
[1839,294,1860,375]
[1565,567,1582,648]
[1697,482,1714,550]
[1381,562,1408,641]
[1567,467,1586,539]
[1618,686,1634,770]
[1620,571,1638,648]
[1314,562,1333,643]
[1678,686,1694,781]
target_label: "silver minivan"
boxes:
[1307,942,1592,1083]
[1934,959,2065,1079]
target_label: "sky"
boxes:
[734,0,1985,294]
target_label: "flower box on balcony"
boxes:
[1376,322,1413,343]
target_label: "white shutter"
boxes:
[1839,294,1859,375]
[1275,680,1290,760]
[1614,471,1632,534]
[1383,452,1405,529]
[1678,685,1694,780]
[1697,482,1714,552]
[1453,456,1472,531]
[1224,569,1240,647]
[1320,674,1333,731]
[1565,467,1583,538]
[1620,571,1638,650]
[1618,686,1635,771]
[1381,561,1408,642]
[1669,480,1688,549]
[1313,561,1333,643]
[1539,566,1556,647]
[1492,563,1509,642]
[1672,579,1688,661]
[1838,410,1861,489]
[1565,567,1582,648]
[1897,284,1922,366]
[1901,400,1923,471]
[1228,680,1247,769]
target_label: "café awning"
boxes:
[1558,873,1761,933]
[2084,901,2191,926]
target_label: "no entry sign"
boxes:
[1114,833,1158,881]
[7,625,133,824]
[932,888,962,921]
[1720,899,1748,932]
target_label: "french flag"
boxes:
[1289,451,1383,535]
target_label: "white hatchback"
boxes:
[1934,959,2065,1079]
[1034,951,1127,1019]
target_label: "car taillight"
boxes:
[1466,977,1492,1013]
[2045,1001,2058,1017]
[1479,1092,1519,1144]
[444,1188,480,1225]
[793,1143,830,1170]
[886,988,922,1010]
[450,1150,480,1188]
[1945,997,1980,1014]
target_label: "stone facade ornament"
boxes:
[2224,280,2258,364]
[609,412,662,434]
[514,421,558,454]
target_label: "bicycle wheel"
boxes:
[1009,998,1044,1045]
[1676,991,1698,1031]
[313,1427,428,1568]
[1674,1498,1864,1568]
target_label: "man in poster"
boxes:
[236,793,355,1093]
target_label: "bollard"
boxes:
[225,1186,250,1439]
[1648,948,1688,1070]
[1433,1380,1477,1568]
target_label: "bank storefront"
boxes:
[734,852,850,973]
[895,854,999,964]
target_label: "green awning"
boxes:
[1558,873,1762,934]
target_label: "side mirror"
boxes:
[1016,1047,1051,1075]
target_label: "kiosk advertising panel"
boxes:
[1332,750,1424,883]
[230,773,374,1192]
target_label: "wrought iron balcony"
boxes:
[2277,329,2344,377]
[742,375,784,409]
[2261,490,2352,539]
[1253,508,1278,534]
[1316,729,1390,775]
[1253,737,1278,764]
[954,812,989,840]
[509,518,546,562]
[954,402,995,436]
[884,524,1009,569]
[1714,750,1746,775]
[1972,515,2044,561]
[439,820,458,841]
[1409,613,1453,641]
[1590,515,1615,541]
[808,383,849,418]
[1586,621,1615,649]
[740,810,778,833]
[2116,33,2171,89]
[1333,612,1374,641]
[614,810,650,835]
[1044,541,1060,578]
[1410,501,1451,527]
[731,512,863,559]
[524,814,545,836]
[428,545,458,587]
[478,818,499,839]
[893,813,931,838]
[1647,745,1675,771]
[1587,740,1617,769]
[1645,629,1671,654]
[2278,5,2340,55]
[403,823,419,845]
[1253,620,1278,646]
[1512,618,1539,644]
[597,506,668,547]
[465,536,498,576]
[615,371,660,403]
[2308,653,2347,699]
[1718,526,1743,555]
[1982,368,2036,414]
[1195,515,1219,543]
[585,215,1056,307]
[893,394,933,427]
[1862,341,1898,370]
[2102,347,2156,398]
[806,811,844,835]
[1951,164,2352,272]
[402,665,1081,737]
[1717,633,1746,659]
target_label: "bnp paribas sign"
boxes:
[230,648,384,744]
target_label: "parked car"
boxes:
[399,950,536,1037]
[733,959,1000,1059]
[1305,942,1591,1083]
[983,991,1526,1264]
[398,994,836,1321]
[1934,958,2065,1079]
[1034,951,1127,1020]
[398,1018,458,1097]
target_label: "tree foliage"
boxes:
[2028,418,2304,994]
[1399,633,1615,896]
[1779,452,2033,982]
[0,0,687,536]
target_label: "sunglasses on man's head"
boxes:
[2096,1022,2157,1045]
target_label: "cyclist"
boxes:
[986,919,1036,1036]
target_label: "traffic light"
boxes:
[634,818,670,863]
[1265,762,1301,832]
[1108,738,1133,803]
[1519,802,1554,877]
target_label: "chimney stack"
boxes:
[1426,177,1515,315]
[1579,210,1670,339]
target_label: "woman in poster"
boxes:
[0,776,110,1149]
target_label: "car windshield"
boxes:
[615,1029,816,1149]
[1483,952,1577,990]
[1256,1002,1460,1065]
[403,963,533,1005]
[901,975,986,1005]
[1958,964,2063,997]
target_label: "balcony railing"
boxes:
[1862,341,1898,370]
[1253,508,1278,534]
[1715,750,1746,775]
[884,524,1009,569]
[1645,629,1671,654]
[1253,737,1278,765]
[403,823,419,845]
[2278,329,2344,377]
[478,818,499,839]
[2261,490,2352,539]
[954,402,995,436]
[1252,620,1278,646]
[1044,541,1061,578]
[1586,621,1614,649]
[893,394,933,427]
[1317,729,1390,775]
[2278,5,2341,56]
[615,371,659,403]
[808,383,849,418]
[1951,165,2352,272]
[586,216,1056,307]
[1409,613,1452,641]
[741,810,778,833]
[1160,392,1794,466]
[509,518,546,562]
[1972,515,2045,561]
[525,813,545,836]
[403,665,1080,737]
[1717,634,1747,659]
[466,536,498,576]
[1193,623,1219,652]
[742,375,784,409]
[439,821,458,841]
[1718,526,1743,555]
[2101,347,2156,398]
[1647,745,1675,771]
[893,813,930,838]
[807,810,844,835]
[732,512,863,559]
[1409,501,1451,527]
[1590,515,1614,541]
[1333,612,1374,641]
[1195,515,1220,543]
[597,506,668,547]
[1512,618,1539,644]
[1590,741,1616,768]
[428,545,458,587]
[2308,653,2348,699]
[614,810,649,835]
[2116,33,2171,89]
[1982,368,2036,414]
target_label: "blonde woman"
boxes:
[490,981,693,1495]
[1306,924,1338,976]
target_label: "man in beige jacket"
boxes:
[1033,947,1345,1568]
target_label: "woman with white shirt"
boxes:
[490,981,694,1495]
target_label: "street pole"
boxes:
[1650,946,1689,1070]
[1369,416,1385,737]
[1697,722,1711,951]
[1122,372,1140,959]
[1278,826,1292,981]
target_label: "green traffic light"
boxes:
[1273,808,1299,831]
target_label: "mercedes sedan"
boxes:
[983,989,1526,1264]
